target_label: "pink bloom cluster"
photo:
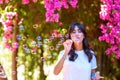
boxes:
[99,0,120,59]
[44,0,78,22]
[0,0,8,4]
[22,0,37,4]
[52,29,62,38]
[0,12,19,51]
[0,0,36,4]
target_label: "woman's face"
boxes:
[70,26,84,44]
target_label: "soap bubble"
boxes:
[50,46,54,50]
[19,25,24,30]
[47,54,52,58]
[32,41,36,46]
[65,34,69,38]
[37,36,42,41]
[17,34,22,40]
[25,48,30,53]
[41,57,45,61]
[22,36,27,41]
[37,41,42,47]
[50,36,54,40]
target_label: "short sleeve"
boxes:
[56,50,64,63]
[90,51,97,69]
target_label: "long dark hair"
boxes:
[68,22,93,62]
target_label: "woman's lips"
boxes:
[73,37,80,41]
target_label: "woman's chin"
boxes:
[73,41,81,44]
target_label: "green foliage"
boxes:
[0,0,120,80]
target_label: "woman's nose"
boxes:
[75,31,80,35]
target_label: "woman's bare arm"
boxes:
[53,54,67,75]
[54,39,73,75]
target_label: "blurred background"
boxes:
[0,0,120,80]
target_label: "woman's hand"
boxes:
[63,39,73,55]
[95,72,104,80]
[92,72,104,80]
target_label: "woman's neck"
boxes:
[74,43,83,51]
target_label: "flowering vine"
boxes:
[99,0,120,59]
[0,10,19,51]
[44,0,78,22]
[0,0,78,53]
[0,0,78,23]
[0,0,9,4]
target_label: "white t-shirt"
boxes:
[57,50,97,80]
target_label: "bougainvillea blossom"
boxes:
[0,11,18,51]
[44,0,78,22]
[99,0,120,59]
[22,0,30,4]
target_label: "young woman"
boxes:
[54,22,103,80]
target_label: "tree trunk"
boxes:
[39,46,46,80]
[12,13,18,80]
[12,51,18,80]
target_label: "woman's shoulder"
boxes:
[90,50,94,53]
[59,50,65,55]
[89,49,95,55]
[88,48,93,52]
[89,49,97,58]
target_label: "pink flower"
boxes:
[54,13,59,22]
[44,0,78,22]
[101,0,112,4]
[106,48,111,55]
[57,33,62,38]
[98,36,105,41]
[22,0,30,4]
[99,4,110,20]
[12,42,19,49]
[0,0,3,4]
[111,45,118,52]
[4,42,10,49]
[69,0,78,8]
[4,31,13,40]
[99,0,120,58]
[6,12,16,19]
[105,45,118,55]
[59,22,63,26]
[100,24,107,34]
[52,30,59,37]
[32,0,37,3]
[5,0,9,3]
[11,48,17,52]
[53,30,58,33]
[62,0,69,9]
[7,26,13,31]
[116,49,120,59]
[5,20,13,27]
[4,26,13,32]
[54,0,62,11]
